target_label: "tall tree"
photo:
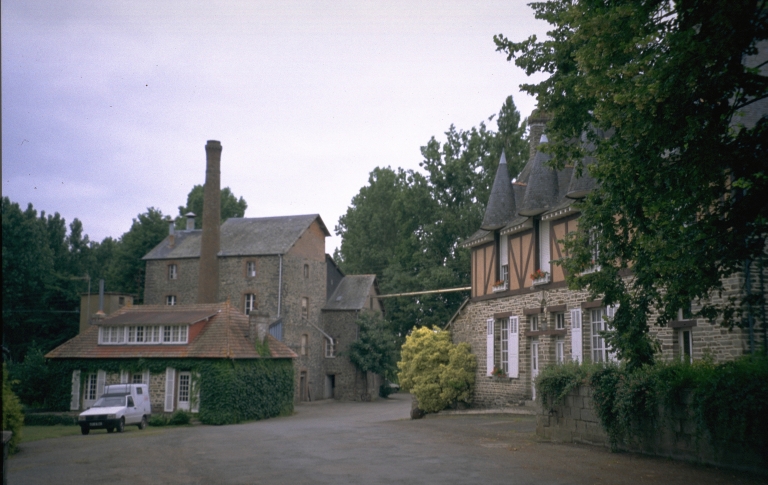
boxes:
[336,96,529,337]
[175,185,247,229]
[495,0,768,366]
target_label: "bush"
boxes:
[169,410,192,425]
[397,327,476,413]
[23,414,77,426]
[8,347,55,409]
[149,414,169,427]
[3,364,24,453]
[379,383,396,398]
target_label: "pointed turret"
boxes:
[480,151,516,230]
[519,148,560,216]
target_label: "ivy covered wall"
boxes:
[47,358,294,425]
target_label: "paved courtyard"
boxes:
[8,392,764,485]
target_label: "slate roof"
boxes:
[45,302,297,360]
[519,150,562,216]
[480,151,517,230]
[323,275,377,311]
[143,214,330,260]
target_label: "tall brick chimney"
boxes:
[197,140,222,304]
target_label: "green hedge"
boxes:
[24,358,294,425]
[536,356,768,454]
[23,414,77,426]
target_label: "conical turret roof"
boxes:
[519,149,560,216]
[480,151,516,230]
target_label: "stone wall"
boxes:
[537,385,767,473]
[322,310,381,401]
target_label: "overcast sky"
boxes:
[2,1,549,253]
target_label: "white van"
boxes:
[78,383,152,435]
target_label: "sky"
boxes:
[2,0,550,254]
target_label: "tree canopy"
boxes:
[335,96,529,337]
[175,185,247,229]
[495,0,768,366]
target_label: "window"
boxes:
[500,319,509,375]
[679,329,693,363]
[246,261,256,278]
[555,313,565,330]
[178,372,191,411]
[591,308,607,362]
[132,373,145,384]
[301,334,308,356]
[166,295,177,306]
[127,396,135,407]
[118,296,125,306]
[127,326,148,343]
[556,338,565,364]
[168,264,178,280]
[162,325,188,344]
[501,264,509,283]
[325,338,335,358]
[304,264,309,279]
[100,326,124,344]
[244,293,257,315]
[85,373,98,401]
[301,297,309,319]
[530,315,539,331]
[486,317,520,378]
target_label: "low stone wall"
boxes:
[536,385,767,474]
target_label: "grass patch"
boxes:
[21,425,83,443]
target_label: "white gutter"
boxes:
[373,286,471,299]
[309,322,334,345]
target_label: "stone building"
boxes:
[140,140,383,403]
[449,117,752,408]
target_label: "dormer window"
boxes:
[100,325,186,344]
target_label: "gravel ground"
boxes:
[8,392,764,485]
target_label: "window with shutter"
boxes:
[500,319,509,375]
[96,370,106,400]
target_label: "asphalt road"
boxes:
[8,393,764,485]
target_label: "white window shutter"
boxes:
[540,220,551,273]
[486,319,494,376]
[191,372,201,413]
[96,370,106,398]
[509,317,519,378]
[164,367,176,412]
[120,370,128,384]
[70,370,81,410]
[607,304,619,362]
[570,309,583,363]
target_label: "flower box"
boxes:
[492,280,508,293]
[530,270,550,286]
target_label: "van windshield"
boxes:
[93,396,126,407]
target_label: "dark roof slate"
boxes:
[323,275,377,311]
[480,152,516,230]
[519,150,561,216]
[143,214,329,260]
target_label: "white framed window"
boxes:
[486,318,494,376]
[301,297,309,319]
[530,315,539,331]
[85,373,98,401]
[556,338,565,364]
[100,326,125,344]
[178,372,191,411]
[501,264,509,283]
[244,293,257,315]
[148,326,161,343]
[168,264,178,280]
[679,329,693,363]
[591,308,607,362]
[555,313,565,330]
[509,316,520,378]
[570,309,583,362]
[162,325,188,344]
[246,261,257,278]
[325,338,335,358]
[166,295,177,306]
[531,339,540,400]
[301,334,308,356]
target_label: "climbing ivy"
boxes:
[42,358,294,425]
[536,356,768,454]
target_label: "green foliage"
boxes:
[335,97,528,338]
[397,327,476,413]
[9,347,59,410]
[169,409,192,425]
[379,383,396,399]
[107,207,168,303]
[537,357,768,454]
[23,414,77,426]
[175,185,248,230]
[31,358,294,425]
[345,312,398,380]
[3,364,24,453]
[495,0,768,368]
[149,414,169,427]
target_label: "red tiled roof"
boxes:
[46,302,296,360]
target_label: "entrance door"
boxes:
[324,375,335,399]
[177,372,191,411]
[531,340,539,400]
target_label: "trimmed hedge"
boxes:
[22,358,294,425]
[23,414,77,426]
[536,355,768,454]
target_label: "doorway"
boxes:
[324,374,335,399]
[178,372,191,410]
[300,371,308,401]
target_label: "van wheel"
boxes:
[81,426,90,435]
[116,417,125,433]
[138,416,147,430]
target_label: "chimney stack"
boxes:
[168,217,176,248]
[185,212,196,231]
[527,109,552,162]
[248,311,271,345]
[197,140,222,304]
